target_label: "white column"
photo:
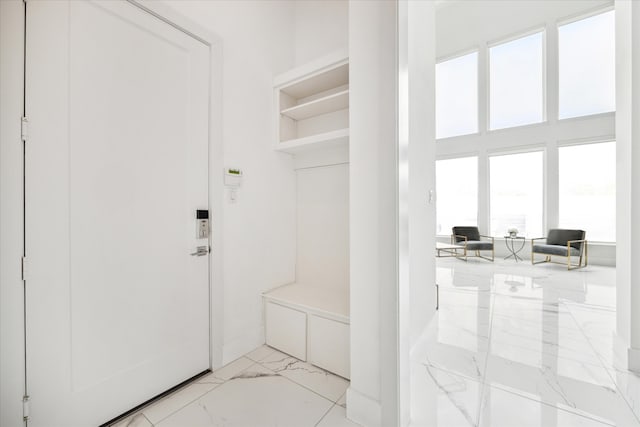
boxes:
[615,0,640,372]
[0,1,26,426]
[348,1,400,426]
[545,142,559,231]
[478,150,490,234]
[406,0,436,350]
[477,45,490,234]
[405,1,437,426]
[545,21,560,232]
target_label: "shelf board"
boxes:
[275,128,349,154]
[279,61,349,99]
[280,90,349,121]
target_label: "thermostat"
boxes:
[224,168,243,188]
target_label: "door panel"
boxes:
[26,1,210,425]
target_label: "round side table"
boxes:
[504,236,526,261]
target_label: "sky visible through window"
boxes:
[436,157,478,235]
[559,142,616,241]
[559,10,615,119]
[490,151,543,237]
[436,52,478,139]
[490,32,544,130]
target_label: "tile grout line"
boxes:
[255,356,347,405]
[142,413,154,427]
[433,259,623,425]
[482,381,617,427]
[564,306,640,424]
[476,289,496,426]
[149,357,256,425]
[485,293,617,427]
[314,403,338,427]
[427,360,615,427]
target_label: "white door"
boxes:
[25,1,210,425]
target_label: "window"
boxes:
[559,142,616,241]
[490,151,543,237]
[559,10,615,119]
[436,52,478,139]
[489,32,544,130]
[436,157,478,235]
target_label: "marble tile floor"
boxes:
[411,258,640,427]
[111,346,358,427]
[114,258,639,427]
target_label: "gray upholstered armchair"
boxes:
[531,229,587,270]
[451,226,494,262]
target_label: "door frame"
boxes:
[0,1,224,425]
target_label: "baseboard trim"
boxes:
[613,332,631,371]
[628,347,640,373]
[346,387,381,427]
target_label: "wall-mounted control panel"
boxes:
[224,168,243,188]
[196,209,209,239]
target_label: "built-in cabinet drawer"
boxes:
[263,300,350,379]
[307,314,350,379]
[265,302,307,360]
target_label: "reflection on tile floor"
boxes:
[112,347,357,427]
[412,258,640,427]
[116,258,638,427]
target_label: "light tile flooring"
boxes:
[115,258,640,427]
[411,258,640,427]
[112,346,357,427]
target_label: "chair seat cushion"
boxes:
[464,241,493,251]
[533,244,580,257]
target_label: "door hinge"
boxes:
[21,257,28,282]
[21,117,28,142]
[22,395,30,422]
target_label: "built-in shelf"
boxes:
[275,128,349,154]
[274,52,349,157]
[280,89,349,121]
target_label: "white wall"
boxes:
[402,2,438,425]
[348,1,400,426]
[615,0,640,372]
[163,1,297,364]
[293,0,348,66]
[0,2,26,425]
[435,0,616,266]
[296,164,350,289]
[289,0,350,291]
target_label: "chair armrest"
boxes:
[530,237,547,243]
[452,234,468,245]
[567,239,587,244]
[479,235,494,242]
[567,239,587,250]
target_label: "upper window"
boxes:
[559,10,615,119]
[436,52,479,139]
[436,156,478,235]
[490,151,544,238]
[489,32,544,130]
[559,142,616,242]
